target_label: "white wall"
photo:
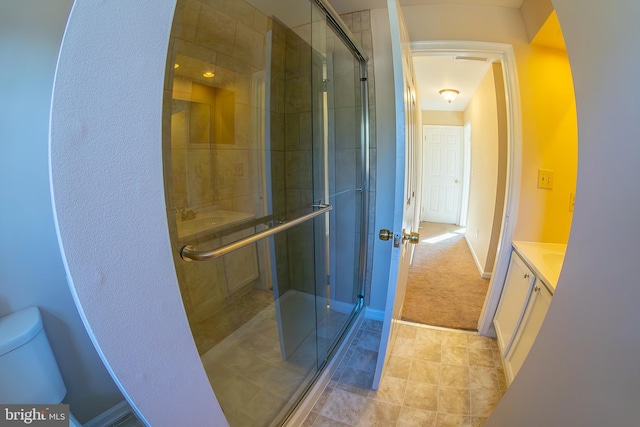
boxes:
[0,1,124,422]
[50,1,227,425]
[486,0,640,424]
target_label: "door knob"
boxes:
[402,229,420,244]
[379,229,393,241]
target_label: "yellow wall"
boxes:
[422,110,464,126]
[514,44,577,243]
[401,3,577,245]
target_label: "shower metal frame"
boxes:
[312,0,371,306]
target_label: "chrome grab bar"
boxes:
[180,204,333,262]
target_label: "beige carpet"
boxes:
[401,222,489,331]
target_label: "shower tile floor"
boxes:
[303,320,507,427]
[190,288,274,355]
[200,290,352,427]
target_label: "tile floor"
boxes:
[199,290,354,427]
[303,319,506,427]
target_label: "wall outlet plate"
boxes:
[538,169,554,189]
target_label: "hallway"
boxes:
[304,319,505,426]
[402,222,490,331]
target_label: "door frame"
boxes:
[460,122,472,227]
[410,40,523,335]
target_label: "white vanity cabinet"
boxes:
[494,243,560,385]
[494,252,536,357]
[504,281,552,382]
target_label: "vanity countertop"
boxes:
[512,241,567,293]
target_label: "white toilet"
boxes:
[0,306,82,426]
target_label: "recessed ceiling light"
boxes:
[202,72,215,78]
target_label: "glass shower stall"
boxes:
[162,0,370,425]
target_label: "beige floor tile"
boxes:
[310,414,351,427]
[393,336,416,358]
[470,386,502,418]
[301,411,318,427]
[408,359,441,384]
[318,388,369,425]
[469,366,499,390]
[440,364,470,389]
[469,348,495,368]
[396,406,437,427]
[441,331,469,348]
[466,334,496,350]
[438,386,471,415]
[436,413,471,427]
[310,386,333,414]
[471,417,487,426]
[397,323,418,339]
[403,381,438,411]
[355,399,402,427]
[496,367,507,392]
[441,345,469,366]
[336,367,375,396]
[347,347,379,372]
[368,375,407,405]
[385,355,412,380]
[413,341,442,362]
[415,327,444,345]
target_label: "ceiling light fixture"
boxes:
[202,71,215,78]
[439,89,459,103]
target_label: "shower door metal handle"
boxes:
[180,204,332,262]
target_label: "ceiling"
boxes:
[331,0,524,15]
[413,56,493,112]
[330,0,526,112]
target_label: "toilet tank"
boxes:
[0,307,66,403]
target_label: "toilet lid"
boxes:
[0,307,43,356]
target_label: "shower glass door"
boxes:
[310,2,366,368]
[163,0,368,425]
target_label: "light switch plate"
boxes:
[538,169,554,189]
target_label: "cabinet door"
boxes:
[493,252,536,356]
[505,283,552,383]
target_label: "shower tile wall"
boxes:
[270,20,317,298]
[164,0,275,339]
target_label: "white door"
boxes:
[372,0,422,389]
[421,125,463,224]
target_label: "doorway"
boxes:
[402,41,522,335]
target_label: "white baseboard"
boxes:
[464,235,492,279]
[364,307,385,321]
[83,400,135,427]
